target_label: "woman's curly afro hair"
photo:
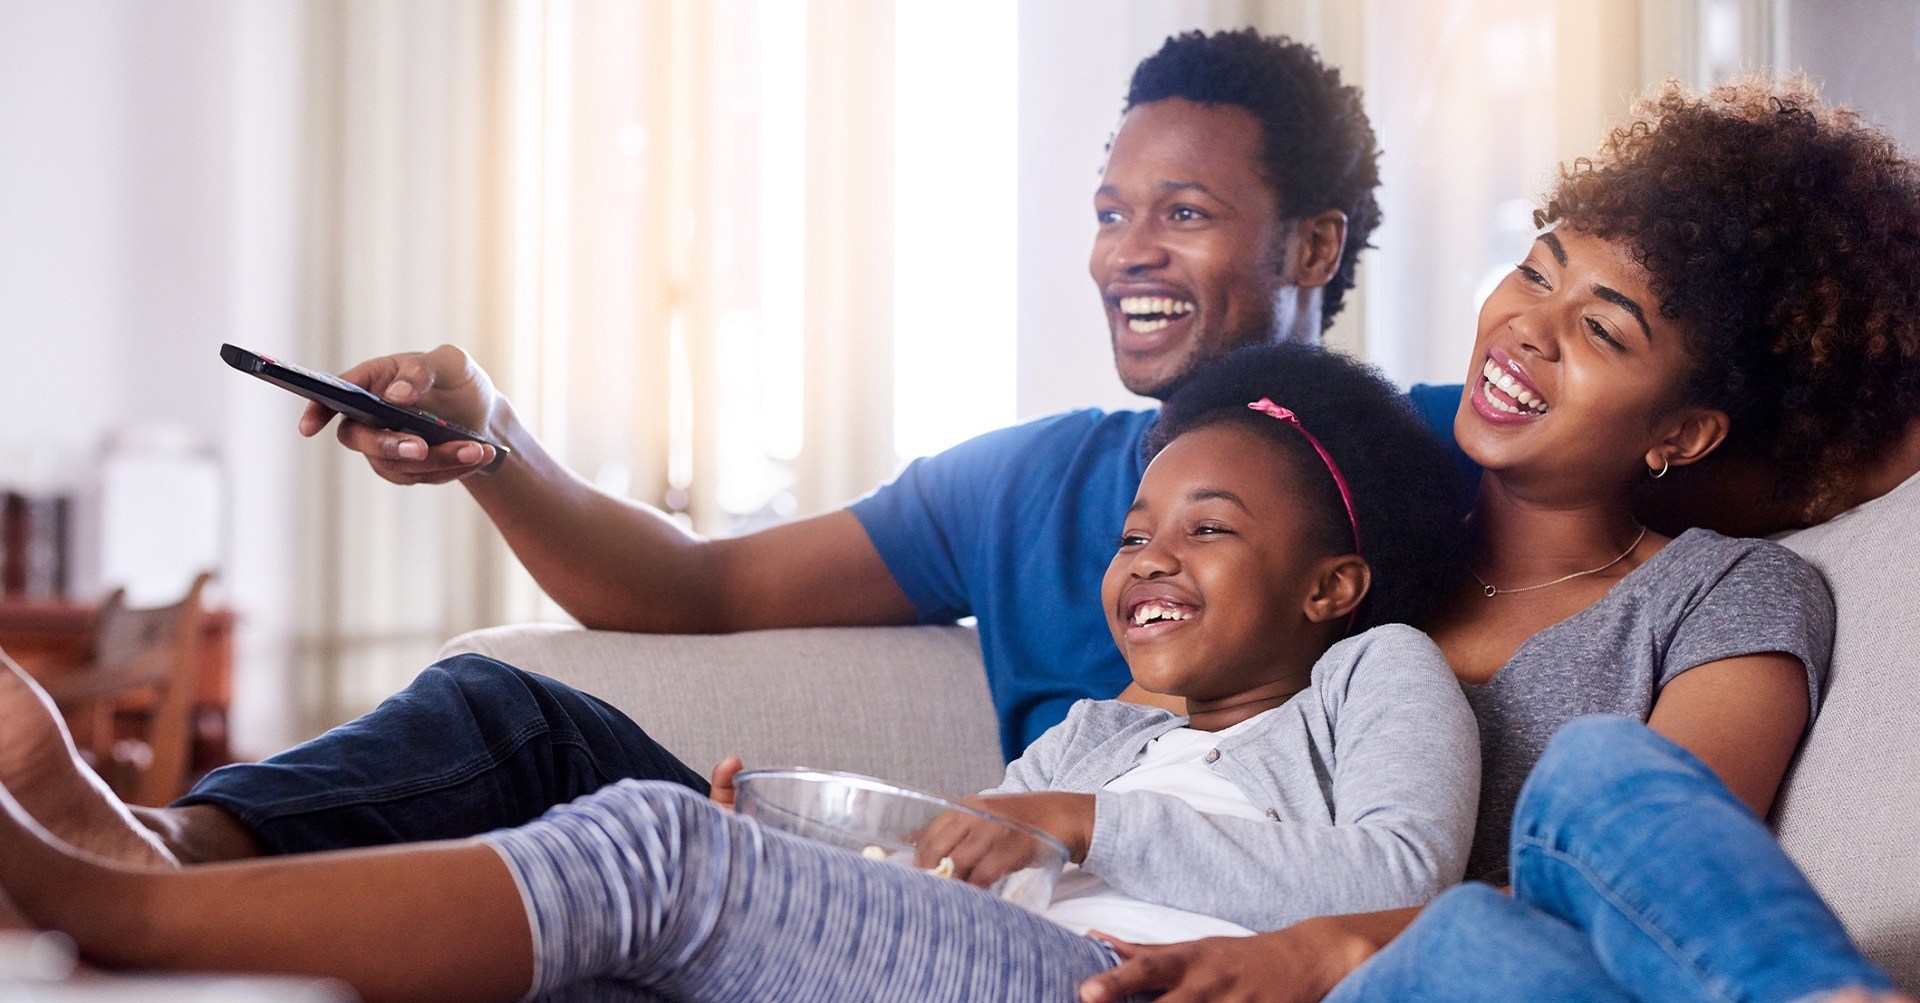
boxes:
[1145,344,1469,634]
[1126,29,1383,332]
[1538,77,1920,517]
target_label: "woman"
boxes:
[1081,76,1920,1002]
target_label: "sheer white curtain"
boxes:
[296,0,895,730]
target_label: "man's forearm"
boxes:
[460,401,729,632]
[459,400,919,633]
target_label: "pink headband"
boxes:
[1247,398,1362,557]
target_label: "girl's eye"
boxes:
[1516,263,1550,288]
[1586,317,1625,351]
[1118,532,1148,549]
[1192,523,1233,537]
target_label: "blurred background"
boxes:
[0,0,1915,774]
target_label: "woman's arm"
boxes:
[1645,652,1810,817]
[0,787,532,1003]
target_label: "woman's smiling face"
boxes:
[1102,423,1352,711]
[1455,228,1718,498]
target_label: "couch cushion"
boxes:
[438,623,1007,799]
[1773,471,1920,991]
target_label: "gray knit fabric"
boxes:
[990,624,1480,930]
[1463,529,1833,882]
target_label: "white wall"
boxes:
[1015,1,1220,420]
[0,0,312,756]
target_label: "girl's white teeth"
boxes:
[1131,600,1194,627]
[1480,359,1549,414]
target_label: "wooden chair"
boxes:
[44,573,212,807]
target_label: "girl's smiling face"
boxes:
[1103,422,1367,724]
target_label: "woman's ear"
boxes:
[1303,554,1370,624]
[1648,406,1731,474]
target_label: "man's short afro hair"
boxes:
[1145,344,1468,633]
[1126,29,1383,332]
[1539,77,1920,517]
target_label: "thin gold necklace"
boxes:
[1470,525,1648,598]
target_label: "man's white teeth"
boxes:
[1121,297,1193,334]
[1481,359,1549,414]
[1131,601,1195,627]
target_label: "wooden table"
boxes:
[0,598,237,782]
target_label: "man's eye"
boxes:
[1096,209,1124,225]
[1170,206,1206,222]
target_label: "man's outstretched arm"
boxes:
[302,344,919,633]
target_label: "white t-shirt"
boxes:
[1041,711,1272,943]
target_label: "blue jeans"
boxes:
[1330,715,1894,1003]
[179,654,707,853]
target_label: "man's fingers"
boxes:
[1079,949,1184,1002]
[1086,932,1148,961]
[298,401,338,437]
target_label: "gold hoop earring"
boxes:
[1649,456,1670,480]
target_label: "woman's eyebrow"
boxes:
[1538,231,1568,265]
[1593,285,1654,343]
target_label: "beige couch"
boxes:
[442,615,1916,991]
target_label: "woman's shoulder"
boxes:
[1654,528,1825,595]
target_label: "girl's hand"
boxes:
[914,792,1094,887]
[708,756,744,810]
[1078,916,1380,1003]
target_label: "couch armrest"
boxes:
[437,624,1006,798]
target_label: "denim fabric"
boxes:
[178,654,707,854]
[1332,716,1893,1002]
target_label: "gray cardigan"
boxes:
[987,624,1480,931]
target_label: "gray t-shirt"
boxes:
[1464,528,1833,881]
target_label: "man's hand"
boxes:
[1078,917,1379,1003]
[297,344,502,483]
[914,792,1094,888]
[708,756,744,810]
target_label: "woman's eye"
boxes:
[1516,263,1549,288]
[1586,317,1625,351]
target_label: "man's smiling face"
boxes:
[1090,98,1293,399]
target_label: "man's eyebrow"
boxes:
[1594,285,1653,344]
[1157,180,1221,200]
[1538,231,1568,266]
[1187,487,1251,512]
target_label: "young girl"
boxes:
[0,346,1474,1001]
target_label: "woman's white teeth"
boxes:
[1120,296,1195,333]
[1131,600,1194,627]
[1480,360,1549,414]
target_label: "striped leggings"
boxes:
[483,779,1125,1002]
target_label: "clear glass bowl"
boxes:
[733,767,1067,912]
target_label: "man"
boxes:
[9,29,1439,866]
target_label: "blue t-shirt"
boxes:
[849,383,1470,760]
